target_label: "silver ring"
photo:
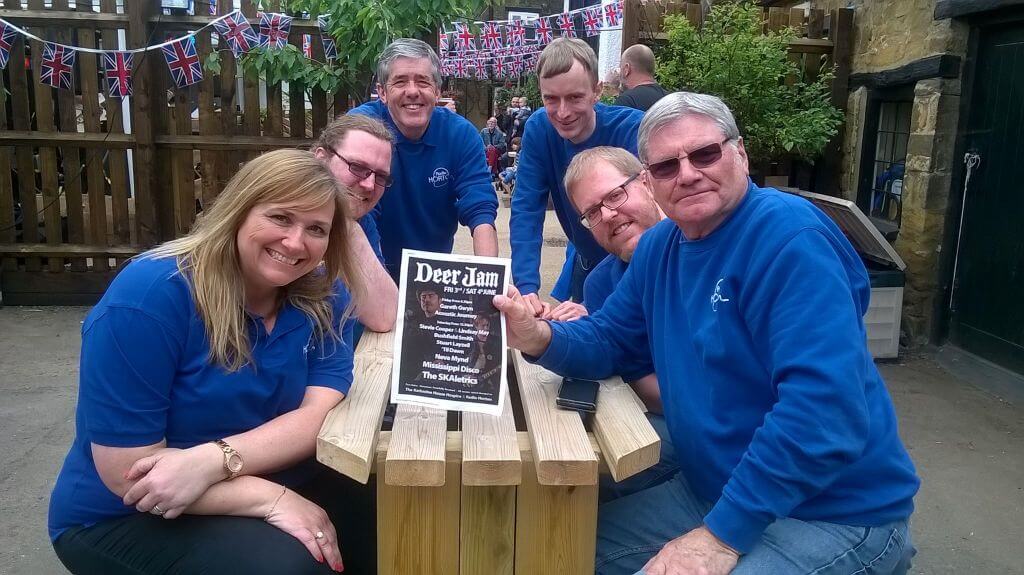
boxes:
[152,505,165,516]
[315,530,325,540]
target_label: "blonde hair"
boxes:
[147,149,362,372]
[564,146,644,207]
[536,37,599,85]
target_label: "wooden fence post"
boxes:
[128,0,161,244]
[816,7,854,195]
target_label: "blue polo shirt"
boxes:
[510,103,643,295]
[353,214,385,344]
[349,101,498,280]
[48,255,355,541]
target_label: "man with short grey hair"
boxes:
[350,38,498,280]
[615,44,669,112]
[496,91,919,575]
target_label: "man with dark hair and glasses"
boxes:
[349,38,499,281]
[312,114,398,335]
[495,92,919,575]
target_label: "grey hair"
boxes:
[376,38,441,88]
[638,92,740,162]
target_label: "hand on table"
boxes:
[642,526,739,575]
[543,301,588,322]
[123,443,224,518]
[265,488,345,572]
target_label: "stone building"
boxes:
[765,0,1024,374]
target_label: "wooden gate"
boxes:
[0,0,347,304]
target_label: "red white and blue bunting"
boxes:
[440,0,623,80]
[0,9,339,94]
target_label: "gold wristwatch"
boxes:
[213,439,243,479]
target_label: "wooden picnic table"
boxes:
[316,330,661,575]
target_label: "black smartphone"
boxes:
[556,377,600,413]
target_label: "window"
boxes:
[857,87,914,229]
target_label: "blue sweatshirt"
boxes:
[536,183,919,552]
[511,103,643,295]
[350,101,498,279]
[582,253,628,313]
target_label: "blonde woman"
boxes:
[49,150,366,574]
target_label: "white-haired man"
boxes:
[495,92,919,575]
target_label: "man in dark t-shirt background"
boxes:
[614,44,669,112]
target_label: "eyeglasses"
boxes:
[578,173,641,229]
[326,148,393,189]
[646,139,732,180]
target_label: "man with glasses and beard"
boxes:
[312,114,398,335]
[350,39,499,280]
[510,38,644,316]
[494,92,919,575]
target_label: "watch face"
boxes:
[227,453,243,473]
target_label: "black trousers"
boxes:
[53,470,377,575]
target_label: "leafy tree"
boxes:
[656,1,842,164]
[208,0,492,102]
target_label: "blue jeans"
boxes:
[597,471,914,575]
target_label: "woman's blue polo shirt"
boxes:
[48,256,355,541]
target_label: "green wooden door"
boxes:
[951,23,1024,373]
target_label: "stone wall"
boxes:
[809,0,968,345]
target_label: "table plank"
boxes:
[316,331,393,484]
[510,351,598,486]
[385,403,448,486]
[593,377,661,482]
[462,393,522,486]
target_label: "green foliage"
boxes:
[656,1,843,163]
[244,0,490,101]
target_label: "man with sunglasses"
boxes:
[511,38,644,315]
[495,92,918,575]
[312,114,398,334]
[350,39,499,281]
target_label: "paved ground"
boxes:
[1,204,1022,574]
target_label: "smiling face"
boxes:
[378,56,439,141]
[236,201,335,302]
[539,60,600,144]
[570,159,663,261]
[645,114,750,239]
[316,129,392,220]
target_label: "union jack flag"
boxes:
[40,42,75,90]
[318,15,337,60]
[162,36,203,88]
[0,21,17,70]
[209,0,217,15]
[481,22,502,50]
[259,12,292,50]
[582,7,603,37]
[511,55,525,76]
[454,22,476,52]
[604,0,623,27]
[213,10,258,58]
[439,31,450,57]
[302,34,313,58]
[556,13,577,38]
[493,56,506,78]
[534,17,553,45]
[440,58,453,77]
[102,51,133,98]
[476,55,489,79]
[507,21,525,48]
[453,58,467,79]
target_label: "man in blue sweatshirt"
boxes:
[510,38,643,314]
[350,39,498,280]
[495,92,919,575]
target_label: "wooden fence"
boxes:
[0,0,347,304]
[621,0,854,192]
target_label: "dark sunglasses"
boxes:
[646,139,731,180]
[326,148,393,189]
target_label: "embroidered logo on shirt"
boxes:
[711,278,731,311]
[428,167,449,188]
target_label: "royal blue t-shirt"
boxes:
[349,101,498,280]
[511,103,643,295]
[353,213,386,345]
[48,256,355,541]
[537,183,919,552]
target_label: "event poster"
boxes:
[391,250,511,416]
